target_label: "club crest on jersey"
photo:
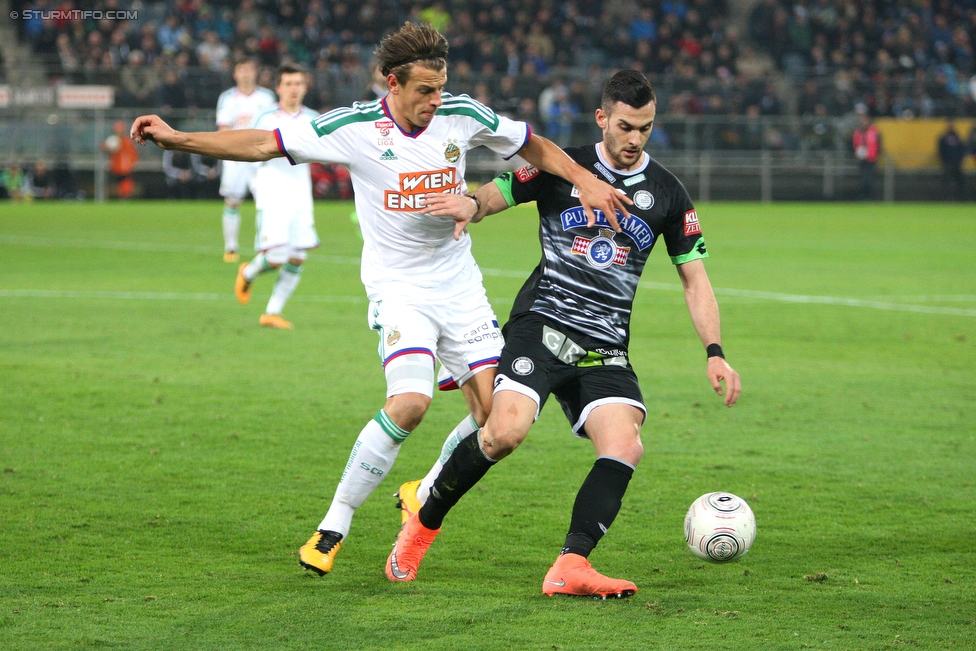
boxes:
[633,190,654,210]
[384,168,460,211]
[560,207,655,251]
[684,209,701,236]
[387,328,401,345]
[512,357,534,376]
[571,229,629,269]
[443,139,461,163]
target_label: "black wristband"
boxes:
[706,343,724,359]
[466,194,481,214]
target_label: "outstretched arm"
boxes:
[130,115,283,162]
[677,259,741,407]
[425,181,511,240]
[517,134,631,231]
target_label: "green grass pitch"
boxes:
[1,200,974,650]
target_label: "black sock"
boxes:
[561,457,634,558]
[418,432,496,530]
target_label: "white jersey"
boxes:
[251,105,318,212]
[216,86,277,130]
[275,94,530,299]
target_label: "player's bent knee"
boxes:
[480,421,528,459]
[264,246,290,266]
[625,437,645,465]
[597,434,644,467]
[383,393,431,432]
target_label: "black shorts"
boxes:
[495,313,645,437]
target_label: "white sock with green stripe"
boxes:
[417,414,480,506]
[243,253,272,282]
[318,410,410,537]
[222,205,240,252]
[265,262,302,315]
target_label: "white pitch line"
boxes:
[2,236,974,317]
[638,282,976,317]
[863,295,976,303]
[3,285,973,317]
[0,235,216,254]
[0,234,362,265]
[0,289,364,303]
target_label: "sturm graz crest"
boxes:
[587,233,616,269]
[571,229,630,269]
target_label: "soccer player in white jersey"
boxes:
[234,63,319,330]
[216,58,276,263]
[129,21,632,577]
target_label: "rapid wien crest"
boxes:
[572,228,629,269]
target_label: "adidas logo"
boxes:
[380,149,398,161]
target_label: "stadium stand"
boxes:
[11,0,736,120]
[9,0,976,119]
[749,0,976,117]
[5,1,976,201]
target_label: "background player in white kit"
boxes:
[234,64,319,330]
[128,22,631,577]
[216,58,276,263]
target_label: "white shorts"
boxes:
[254,205,319,252]
[219,160,258,200]
[368,284,503,398]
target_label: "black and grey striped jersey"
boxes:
[494,143,707,347]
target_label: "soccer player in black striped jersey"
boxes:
[387,70,741,598]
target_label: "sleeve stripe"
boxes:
[493,176,517,207]
[503,124,532,160]
[671,238,708,265]
[441,95,498,123]
[274,128,297,166]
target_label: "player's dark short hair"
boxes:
[234,57,258,69]
[601,70,656,113]
[374,22,449,83]
[276,62,307,85]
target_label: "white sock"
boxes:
[265,262,302,315]
[222,205,240,252]
[417,414,480,505]
[318,410,410,538]
[243,252,271,282]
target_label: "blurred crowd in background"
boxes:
[8,0,976,124]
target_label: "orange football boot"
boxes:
[395,480,424,526]
[235,262,251,305]
[259,313,293,329]
[542,553,637,599]
[386,513,440,582]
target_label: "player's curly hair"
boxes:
[601,70,657,113]
[374,22,449,83]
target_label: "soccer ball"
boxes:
[684,492,756,562]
